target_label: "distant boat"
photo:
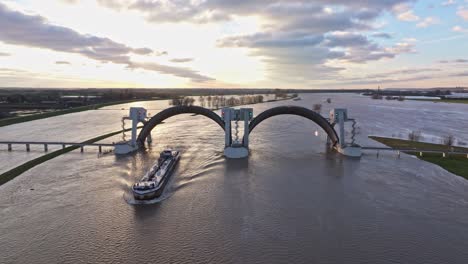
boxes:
[293,97,302,101]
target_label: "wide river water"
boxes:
[1,93,468,263]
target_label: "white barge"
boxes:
[132,150,180,200]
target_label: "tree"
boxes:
[313,104,322,113]
[408,130,422,141]
[443,135,455,147]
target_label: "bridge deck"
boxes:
[0,141,114,147]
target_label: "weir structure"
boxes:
[222,108,253,158]
[116,105,361,158]
[329,108,362,157]
[114,107,151,155]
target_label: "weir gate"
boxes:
[114,105,362,158]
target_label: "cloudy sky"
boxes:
[0,0,467,89]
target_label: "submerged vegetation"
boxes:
[369,136,468,180]
[170,95,266,108]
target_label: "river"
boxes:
[1,93,468,263]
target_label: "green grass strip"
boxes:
[0,100,142,128]
[369,136,468,180]
[410,99,468,105]
[0,128,137,186]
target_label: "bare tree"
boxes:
[198,96,205,107]
[408,130,422,141]
[443,135,455,146]
[312,104,322,113]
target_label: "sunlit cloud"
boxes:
[393,3,420,22]
[416,17,440,28]
[457,7,468,21]
[0,2,213,82]
[0,0,467,88]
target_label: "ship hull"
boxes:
[132,152,180,200]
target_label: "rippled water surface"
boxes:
[1,94,468,264]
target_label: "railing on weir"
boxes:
[0,141,114,153]
[361,146,468,158]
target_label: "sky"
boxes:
[0,0,467,89]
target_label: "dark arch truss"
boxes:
[137,105,225,147]
[248,106,339,146]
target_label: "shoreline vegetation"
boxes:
[369,136,468,180]
[179,94,297,110]
[409,99,468,105]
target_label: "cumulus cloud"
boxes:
[219,30,414,65]
[372,32,393,39]
[127,62,213,82]
[457,8,468,21]
[0,2,212,82]
[442,0,456,6]
[96,0,412,25]
[218,33,325,48]
[55,61,71,65]
[365,68,440,79]
[90,0,416,83]
[452,25,468,33]
[0,52,10,56]
[393,3,420,21]
[416,17,440,28]
[438,59,468,63]
[450,72,468,77]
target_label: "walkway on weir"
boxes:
[362,146,468,155]
[0,141,114,152]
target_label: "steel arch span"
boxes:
[137,106,225,147]
[248,105,339,146]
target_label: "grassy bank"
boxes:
[410,99,468,105]
[0,99,144,128]
[0,128,134,186]
[369,136,468,179]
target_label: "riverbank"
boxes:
[410,99,468,105]
[0,99,147,128]
[369,136,468,179]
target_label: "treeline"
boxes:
[365,89,452,98]
[170,95,264,108]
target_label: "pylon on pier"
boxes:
[222,107,253,159]
[329,108,362,157]
[114,107,150,155]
